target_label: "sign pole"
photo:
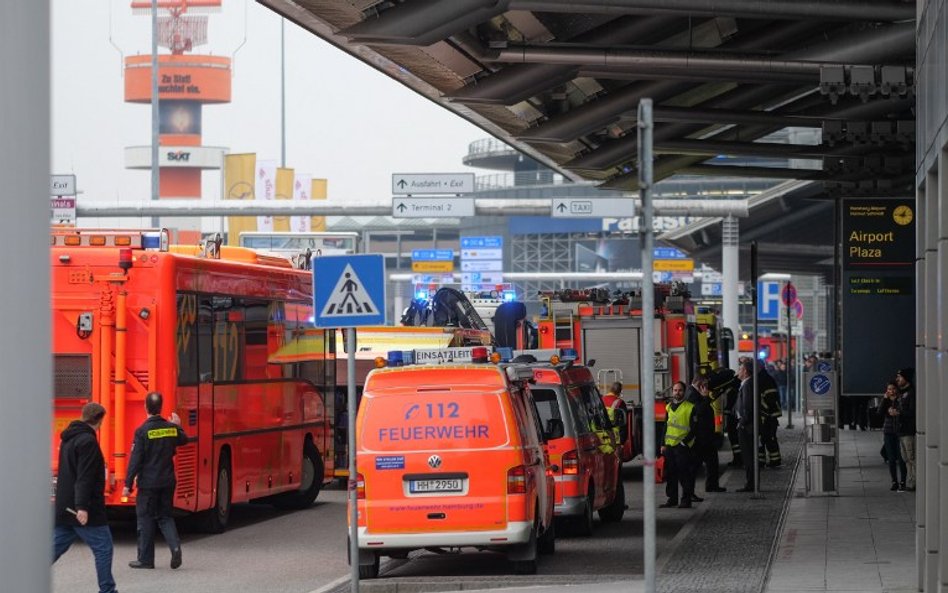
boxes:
[785,284,794,429]
[348,328,359,593]
[751,242,761,498]
[637,97,656,593]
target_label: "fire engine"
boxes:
[532,284,732,460]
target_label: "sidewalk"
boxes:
[764,428,916,593]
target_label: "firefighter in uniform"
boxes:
[710,367,742,467]
[660,381,697,509]
[124,391,189,570]
[758,363,783,467]
[687,375,725,493]
[602,381,628,448]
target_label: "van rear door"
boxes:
[359,376,516,534]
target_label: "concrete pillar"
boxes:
[917,182,928,592]
[0,2,50,591]
[925,167,940,592]
[721,215,740,369]
[937,148,948,592]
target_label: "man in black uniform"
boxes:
[687,375,725,495]
[123,391,189,570]
[758,362,783,467]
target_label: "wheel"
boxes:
[358,553,380,579]
[200,452,232,533]
[537,517,556,555]
[510,524,538,575]
[573,486,594,537]
[273,441,323,510]
[598,479,625,523]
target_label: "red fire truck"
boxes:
[533,285,732,460]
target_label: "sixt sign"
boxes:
[167,150,191,162]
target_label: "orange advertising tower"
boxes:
[124,0,230,242]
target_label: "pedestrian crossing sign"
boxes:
[313,254,386,328]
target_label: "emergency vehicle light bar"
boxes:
[51,228,170,251]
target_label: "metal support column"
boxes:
[1,1,50,590]
[722,216,740,369]
[637,97,657,593]
[150,0,160,226]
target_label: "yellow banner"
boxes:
[412,261,455,273]
[224,153,256,246]
[311,178,327,232]
[653,258,694,271]
[273,167,294,232]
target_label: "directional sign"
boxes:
[412,261,454,273]
[461,260,503,272]
[50,174,76,196]
[313,255,385,328]
[781,282,797,307]
[392,173,475,195]
[551,198,635,218]
[461,272,504,286]
[654,247,688,259]
[653,259,694,272]
[51,197,77,225]
[461,236,503,249]
[392,197,474,218]
[411,249,453,261]
[460,248,503,261]
[701,283,723,296]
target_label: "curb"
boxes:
[758,431,805,593]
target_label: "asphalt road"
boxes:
[53,465,703,593]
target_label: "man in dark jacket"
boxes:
[53,402,118,593]
[734,360,758,492]
[687,375,725,494]
[894,368,916,491]
[758,362,783,467]
[710,367,742,467]
[123,392,189,569]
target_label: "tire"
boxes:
[538,516,556,555]
[573,486,594,537]
[598,479,625,523]
[510,524,538,575]
[358,553,380,579]
[273,441,323,510]
[200,452,232,533]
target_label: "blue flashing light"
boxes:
[414,290,428,301]
[560,348,578,362]
[142,234,161,249]
[502,290,516,302]
[387,350,404,367]
[758,349,768,360]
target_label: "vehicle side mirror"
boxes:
[544,418,565,441]
[612,408,629,443]
[721,328,735,352]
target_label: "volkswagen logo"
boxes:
[427,454,442,469]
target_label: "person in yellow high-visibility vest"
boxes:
[659,381,697,509]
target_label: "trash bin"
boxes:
[808,455,836,494]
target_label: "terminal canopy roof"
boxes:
[259,0,916,274]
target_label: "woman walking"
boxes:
[878,381,907,491]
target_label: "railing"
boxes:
[467,137,515,156]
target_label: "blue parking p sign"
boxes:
[313,255,386,328]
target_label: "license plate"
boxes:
[409,478,463,493]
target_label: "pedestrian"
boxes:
[687,375,725,495]
[659,381,697,509]
[758,361,783,468]
[123,391,189,569]
[774,360,789,411]
[893,368,916,492]
[735,360,758,492]
[878,380,907,491]
[53,402,118,593]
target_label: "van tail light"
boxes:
[355,472,365,499]
[562,450,579,475]
[507,465,527,494]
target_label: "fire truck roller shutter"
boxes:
[494,301,527,349]
[581,322,643,404]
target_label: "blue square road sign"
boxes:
[313,254,386,328]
